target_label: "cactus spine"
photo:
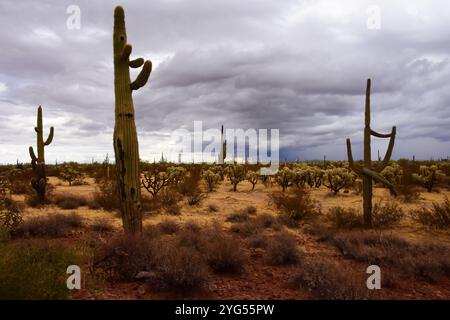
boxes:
[29,106,54,204]
[113,6,152,234]
[346,79,398,227]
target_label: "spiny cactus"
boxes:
[113,6,152,234]
[346,79,398,227]
[412,165,445,192]
[29,105,54,204]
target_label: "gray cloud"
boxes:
[0,0,450,163]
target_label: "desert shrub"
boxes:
[0,241,83,299]
[6,168,33,195]
[246,206,257,214]
[187,192,206,206]
[158,218,180,234]
[372,202,404,227]
[165,203,181,215]
[230,213,278,236]
[159,188,182,207]
[0,197,23,233]
[290,256,371,300]
[328,231,450,283]
[208,204,219,212]
[276,214,299,229]
[202,169,221,192]
[269,188,320,221]
[246,170,259,190]
[141,171,170,197]
[225,165,247,192]
[328,207,364,229]
[253,213,277,228]
[87,201,102,210]
[412,165,445,192]
[274,167,294,191]
[247,233,268,248]
[265,231,299,265]
[323,168,356,194]
[179,166,203,196]
[53,194,87,210]
[14,213,83,237]
[93,178,120,211]
[59,163,84,186]
[91,218,114,232]
[411,197,450,229]
[167,166,186,187]
[149,240,208,291]
[202,228,244,273]
[226,211,250,223]
[94,235,152,281]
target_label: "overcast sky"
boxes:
[0,0,449,164]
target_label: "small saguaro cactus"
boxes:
[346,79,398,227]
[29,105,54,204]
[113,6,152,234]
[219,125,227,164]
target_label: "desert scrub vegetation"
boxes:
[328,202,403,229]
[91,218,114,232]
[52,194,88,210]
[412,165,445,192]
[246,170,259,190]
[323,167,356,194]
[225,164,247,192]
[230,213,280,236]
[157,218,180,235]
[14,213,83,238]
[269,188,321,222]
[326,231,450,284]
[411,197,450,229]
[290,255,373,300]
[202,169,221,192]
[92,177,121,211]
[0,240,84,299]
[265,231,299,265]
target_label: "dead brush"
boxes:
[14,213,83,238]
[269,188,321,222]
[265,231,299,265]
[411,197,450,229]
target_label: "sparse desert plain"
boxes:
[1,161,449,300]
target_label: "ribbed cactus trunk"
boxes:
[346,79,398,228]
[113,6,152,234]
[29,106,54,204]
[363,80,373,227]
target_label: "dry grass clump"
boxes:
[290,255,372,300]
[53,194,88,210]
[91,218,114,232]
[411,197,450,229]
[230,213,280,236]
[269,188,321,222]
[157,218,180,235]
[14,213,83,237]
[265,231,299,265]
[226,211,250,223]
[328,231,450,283]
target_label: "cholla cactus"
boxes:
[60,163,83,186]
[29,106,54,204]
[167,166,186,187]
[246,170,259,190]
[381,163,403,188]
[113,6,152,233]
[141,171,170,197]
[412,165,445,192]
[346,79,398,227]
[225,164,246,192]
[323,168,356,194]
[203,169,221,192]
[275,167,294,191]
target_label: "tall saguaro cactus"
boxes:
[113,6,152,234]
[346,79,398,227]
[29,106,54,204]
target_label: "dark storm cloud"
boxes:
[0,0,449,163]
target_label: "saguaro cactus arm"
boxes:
[346,138,362,175]
[129,58,144,68]
[44,127,54,146]
[376,126,396,172]
[130,60,152,90]
[361,167,399,196]
[29,146,37,162]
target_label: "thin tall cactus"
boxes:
[113,6,152,234]
[29,106,54,204]
[346,79,398,227]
